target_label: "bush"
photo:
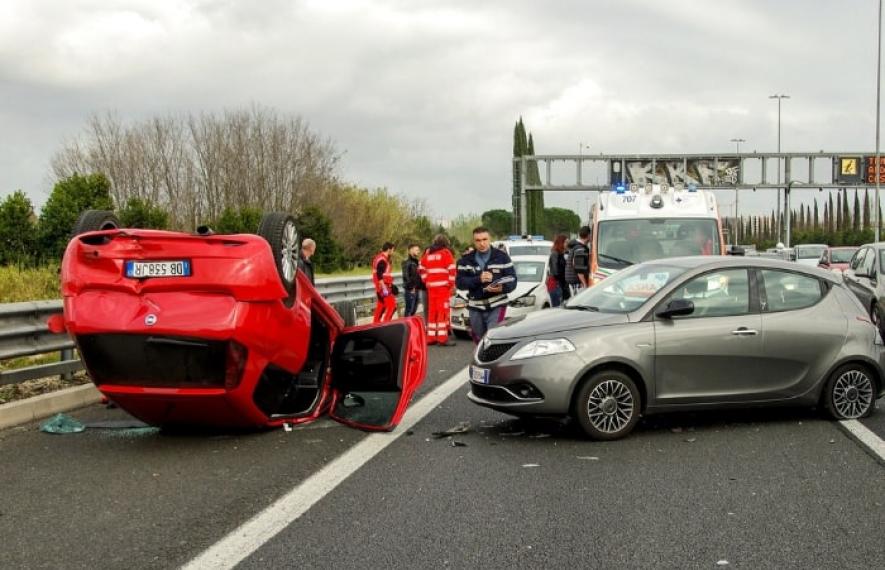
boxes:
[296,206,345,273]
[212,207,264,234]
[119,197,169,229]
[38,173,114,260]
[0,191,37,265]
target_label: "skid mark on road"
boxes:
[182,366,470,570]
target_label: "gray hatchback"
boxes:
[467,257,885,440]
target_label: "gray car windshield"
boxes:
[566,263,688,313]
[796,246,826,259]
[596,218,720,269]
[508,245,550,256]
[513,260,544,283]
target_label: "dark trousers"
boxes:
[404,289,418,316]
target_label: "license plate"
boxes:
[125,260,191,279]
[469,365,490,384]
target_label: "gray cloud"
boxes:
[1,0,882,221]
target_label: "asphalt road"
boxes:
[2,340,884,569]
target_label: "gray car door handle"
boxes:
[731,328,758,336]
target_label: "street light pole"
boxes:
[877,0,882,242]
[730,138,746,244]
[770,94,790,244]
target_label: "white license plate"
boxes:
[469,365,490,384]
[125,260,191,279]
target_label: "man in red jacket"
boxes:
[372,241,397,322]
[419,234,456,345]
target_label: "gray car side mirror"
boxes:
[656,299,695,319]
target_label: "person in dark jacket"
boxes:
[547,234,570,307]
[456,226,517,343]
[401,244,422,317]
[297,238,316,285]
[564,226,591,293]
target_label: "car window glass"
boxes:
[760,270,822,312]
[568,262,687,313]
[861,248,875,275]
[512,260,544,283]
[665,269,750,318]
[831,248,856,264]
[851,248,868,270]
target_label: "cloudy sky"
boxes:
[0,0,881,223]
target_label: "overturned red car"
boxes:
[51,210,427,431]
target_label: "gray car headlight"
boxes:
[510,295,536,308]
[510,338,575,360]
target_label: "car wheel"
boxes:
[823,363,876,420]
[72,210,120,235]
[574,370,641,440]
[257,212,299,307]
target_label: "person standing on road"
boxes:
[419,234,457,345]
[297,238,316,285]
[456,226,517,344]
[372,241,397,323]
[401,244,422,317]
[547,234,570,307]
[565,225,591,293]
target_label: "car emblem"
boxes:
[482,337,490,350]
[145,314,157,326]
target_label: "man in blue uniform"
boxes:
[455,227,517,343]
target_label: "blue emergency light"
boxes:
[614,184,626,194]
[688,183,698,192]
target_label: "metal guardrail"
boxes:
[0,274,400,387]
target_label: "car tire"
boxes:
[822,363,877,420]
[72,210,120,235]
[574,370,641,440]
[257,212,299,307]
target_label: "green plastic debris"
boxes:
[40,413,86,434]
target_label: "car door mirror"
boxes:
[656,299,695,319]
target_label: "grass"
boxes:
[0,265,61,302]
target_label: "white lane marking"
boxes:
[182,366,470,570]
[839,419,885,463]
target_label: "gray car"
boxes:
[843,242,885,336]
[467,257,885,440]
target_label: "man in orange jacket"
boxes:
[372,242,397,322]
[419,234,456,345]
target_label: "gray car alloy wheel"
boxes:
[831,368,875,419]
[575,371,641,440]
[587,379,634,433]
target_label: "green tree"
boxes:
[38,172,114,259]
[853,190,861,231]
[296,206,344,273]
[119,197,169,229]
[863,189,871,229]
[481,209,513,238]
[526,133,544,234]
[542,207,580,238]
[0,191,37,265]
[212,206,263,234]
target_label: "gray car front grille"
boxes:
[477,342,517,363]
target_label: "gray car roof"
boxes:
[646,256,842,284]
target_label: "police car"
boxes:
[451,236,554,338]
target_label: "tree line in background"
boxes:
[727,188,883,250]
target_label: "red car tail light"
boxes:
[225,341,249,390]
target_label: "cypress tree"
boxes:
[841,189,850,230]
[863,189,871,229]
[813,199,819,230]
[512,118,528,233]
[827,193,834,232]
[526,133,545,234]
[853,190,861,231]
[836,191,843,231]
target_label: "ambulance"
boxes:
[589,183,725,285]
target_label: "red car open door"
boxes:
[328,316,427,431]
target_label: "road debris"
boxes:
[283,423,293,432]
[576,456,599,461]
[522,463,540,468]
[450,440,468,447]
[685,437,697,443]
[528,433,552,439]
[40,413,85,434]
[500,431,525,437]
[432,421,471,439]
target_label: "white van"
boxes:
[590,183,725,285]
